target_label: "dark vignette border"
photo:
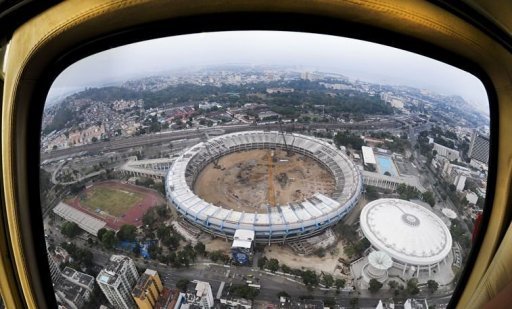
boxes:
[20,11,498,308]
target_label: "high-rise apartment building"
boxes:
[96,255,139,309]
[132,269,164,309]
[468,131,490,165]
[47,251,62,284]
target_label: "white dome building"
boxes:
[359,198,452,277]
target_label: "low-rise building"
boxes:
[466,192,479,205]
[54,279,92,309]
[432,142,460,161]
[52,267,94,309]
[175,281,214,309]
[62,267,95,293]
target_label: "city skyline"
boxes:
[48,31,489,113]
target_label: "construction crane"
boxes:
[266,150,276,207]
[201,131,220,168]
[278,120,293,157]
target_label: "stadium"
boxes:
[165,131,363,243]
[359,198,453,277]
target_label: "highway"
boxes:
[41,120,403,161]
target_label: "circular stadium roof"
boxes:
[166,131,363,242]
[360,199,452,266]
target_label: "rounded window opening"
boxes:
[40,31,489,308]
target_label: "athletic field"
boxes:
[65,180,166,229]
[80,186,144,217]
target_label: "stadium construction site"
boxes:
[166,131,363,243]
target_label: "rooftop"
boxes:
[62,267,94,288]
[55,280,88,304]
[132,273,153,299]
[96,255,132,285]
[362,146,376,165]
[232,229,255,249]
[360,199,452,265]
[53,202,106,236]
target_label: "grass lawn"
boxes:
[80,186,144,217]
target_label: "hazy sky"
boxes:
[49,31,488,112]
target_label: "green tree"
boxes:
[156,226,170,239]
[230,285,260,300]
[322,274,334,288]
[97,228,107,240]
[369,279,383,293]
[365,186,379,201]
[148,243,162,258]
[281,264,291,273]
[61,222,81,238]
[142,208,158,226]
[176,279,189,292]
[324,297,336,308]
[396,183,420,200]
[406,278,420,295]
[177,250,190,267]
[117,224,137,241]
[335,278,346,289]
[388,280,399,290]
[101,230,117,249]
[301,270,319,287]
[423,191,436,207]
[266,258,279,272]
[194,242,206,256]
[156,205,170,218]
[314,248,326,257]
[427,280,439,293]
[258,256,268,269]
[183,244,197,262]
[277,291,290,298]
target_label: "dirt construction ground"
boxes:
[194,149,335,213]
[263,241,350,275]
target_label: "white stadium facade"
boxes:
[360,199,453,277]
[165,131,363,243]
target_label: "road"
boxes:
[47,223,454,308]
[41,120,403,160]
